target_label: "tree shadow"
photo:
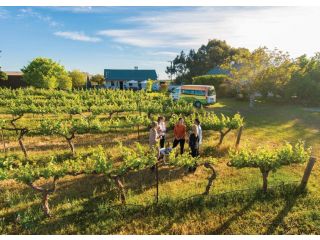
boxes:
[208,196,258,234]
[264,189,306,235]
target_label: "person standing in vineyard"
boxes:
[172,118,186,154]
[195,118,202,147]
[157,116,166,148]
[149,121,160,149]
[189,124,199,157]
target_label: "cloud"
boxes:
[0,8,9,19]
[148,51,179,57]
[18,8,61,27]
[54,31,102,42]
[48,7,118,14]
[97,7,320,57]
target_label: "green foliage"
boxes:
[90,74,105,85]
[286,53,320,104]
[192,74,229,89]
[21,57,69,89]
[0,70,8,81]
[118,143,157,174]
[167,149,198,168]
[229,141,311,192]
[57,74,72,90]
[69,70,87,89]
[168,112,243,145]
[166,39,243,84]
[145,79,153,92]
[0,146,112,184]
[229,141,311,172]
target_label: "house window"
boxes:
[111,81,115,86]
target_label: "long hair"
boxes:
[157,116,164,123]
[151,121,158,129]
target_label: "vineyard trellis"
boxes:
[0,88,313,218]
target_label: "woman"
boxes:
[189,124,199,158]
[149,121,160,171]
[195,118,202,146]
[173,117,186,154]
[149,121,159,149]
[157,116,166,148]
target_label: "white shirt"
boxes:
[158,122,166,136]
[197,125,202,144]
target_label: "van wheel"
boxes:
[194,101,202,108]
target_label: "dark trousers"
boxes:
[190,147,199,157]
[160,135,165,148]
[173,138,185,154]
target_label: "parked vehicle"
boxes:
[171,85,216,108]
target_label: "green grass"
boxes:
[0,98,319,234]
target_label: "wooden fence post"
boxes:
[155,162,159,204]
[299,156,317,191]
[235,126,243,149]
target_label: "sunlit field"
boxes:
[0,96,319,234]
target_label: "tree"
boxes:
[57,74,72,90]
[69,70,87,89]
[90,74,105,86]
[167,39,245,84]
[222,47,271,107]
[286,53,320,104]
[145,79,153,92]
[21,57,69,89]
[0,70,8,81]
[222,48,298,106]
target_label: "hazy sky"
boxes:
[1,6,320,78]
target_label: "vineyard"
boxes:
[0,88,319,234]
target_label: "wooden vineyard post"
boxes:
[137,99,141,142]
[235,126,243,149]
[155,162,159,204]
[299,156,317,191]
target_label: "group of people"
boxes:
[149,116,202,158]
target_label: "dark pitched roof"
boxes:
[104,69,157,81]
[207,67,229,75]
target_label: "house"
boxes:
[104,67,157,90]
[206,66,230,76]
[0,71,27,88]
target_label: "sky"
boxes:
[0,6,320,79]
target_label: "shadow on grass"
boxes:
[264,189,307,235]
[209,197,258,234]
[33,183,301,234]
[0,165,192,234]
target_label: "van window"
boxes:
[208,87,216,96]
[182,89,205,96]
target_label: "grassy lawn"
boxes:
[0,98,319,234]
